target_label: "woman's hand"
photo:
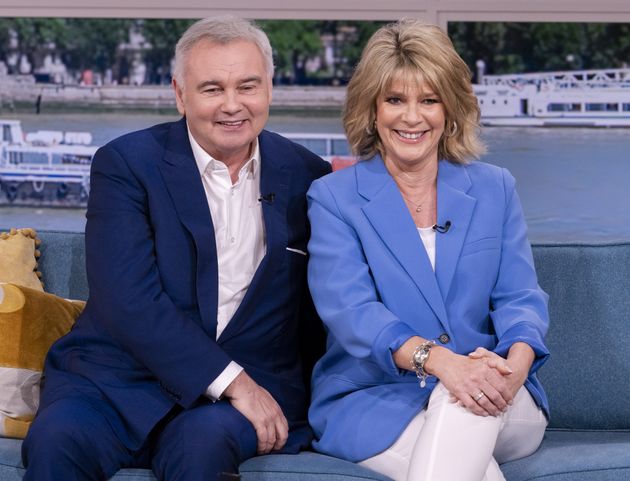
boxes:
[425,347,513,417]
[468,343,535,401]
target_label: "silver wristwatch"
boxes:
[411,340,436,388]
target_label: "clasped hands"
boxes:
[426,344,532,417]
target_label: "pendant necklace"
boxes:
[401,193,424,213]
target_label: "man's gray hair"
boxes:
[173,15,274,84]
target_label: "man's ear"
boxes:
[172,77,186,116]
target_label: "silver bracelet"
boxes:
[410,340,436,388]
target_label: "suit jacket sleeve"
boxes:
[490,168,550,373]
[85,144,232,408]
[307,178,418,378]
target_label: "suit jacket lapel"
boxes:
[218,131,290,343]
[357,156,449,326]
[435,161,476,302]
[156,118,219,338]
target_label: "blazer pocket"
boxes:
[461,237,500,257]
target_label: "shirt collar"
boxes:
[186,124,260,180]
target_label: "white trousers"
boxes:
[359,383,547,481]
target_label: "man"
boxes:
[23,16,330,481]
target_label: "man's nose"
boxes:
[221,90,242,113]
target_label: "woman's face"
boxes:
[375,74,445,170]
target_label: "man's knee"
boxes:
[23,398,129,480]
[152,402,257,479]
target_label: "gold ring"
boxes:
[473,391,486,402]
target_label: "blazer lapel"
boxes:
[218,131,290,343]
[357,156,448,326]
[435,161,476,301]
[156,119,219,338]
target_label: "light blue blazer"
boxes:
[306,155,550,462]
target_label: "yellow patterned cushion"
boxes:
[0,228,43,291]
[0,283,84,438]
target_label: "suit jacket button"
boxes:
[438,333,450,344]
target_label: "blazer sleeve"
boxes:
[307,178,418,378]
[490,168,550,374]
[84,144,232,408]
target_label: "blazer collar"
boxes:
[435,160,476,302]
[217,130,291,343]
[158,118,219,337]
[356,156,476,328]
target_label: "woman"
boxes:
[306,19,549,481]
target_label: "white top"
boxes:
[417,226,436,271]
[188,127,266,400]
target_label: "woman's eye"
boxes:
[385,97,402,105]
[423,98,441,105]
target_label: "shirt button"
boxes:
[230,237,235,243]
[438,333,450,344]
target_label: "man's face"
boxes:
[173,39,272,165]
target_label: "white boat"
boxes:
[279,132,356,169]
[474,68,630,127]
[0,119,97,203]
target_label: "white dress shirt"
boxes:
[187,127,266,400]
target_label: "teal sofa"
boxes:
[1,230,630,480]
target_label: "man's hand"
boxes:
[223,371,289,454]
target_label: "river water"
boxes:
[1,112,629,243]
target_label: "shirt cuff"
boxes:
[205,361,244,401]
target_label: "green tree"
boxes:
[333,20,385,81]
[257,20,323,83]
[449,21,630,77]
[0,18,68,74]
[142,19,194,84]
[63,18,132,78]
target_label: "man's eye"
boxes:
[239,84,257,92]
[203,88,221,94]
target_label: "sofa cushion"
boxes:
[532,244,630,430]
[35,231,88,301]
[0,284,83,439]
[0,229,42,292]
[0,439,390,481]
[240,452,392,480]
[501,430,630,481]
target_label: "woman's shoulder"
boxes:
[443,159,513,188]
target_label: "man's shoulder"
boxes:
[104,119,182,155]
[259,130,331,177]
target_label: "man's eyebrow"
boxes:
[240,75,262,84]
[196,76,262,90]
[196,80,221,90]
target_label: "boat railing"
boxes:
[481,68,630,91]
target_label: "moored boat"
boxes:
[474,68,630,127]
[0,119,97,204]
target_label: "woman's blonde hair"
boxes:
[344,19,485,164]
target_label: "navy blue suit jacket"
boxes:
[41,118,331,450]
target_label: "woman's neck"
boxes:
[386,156,438,195]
